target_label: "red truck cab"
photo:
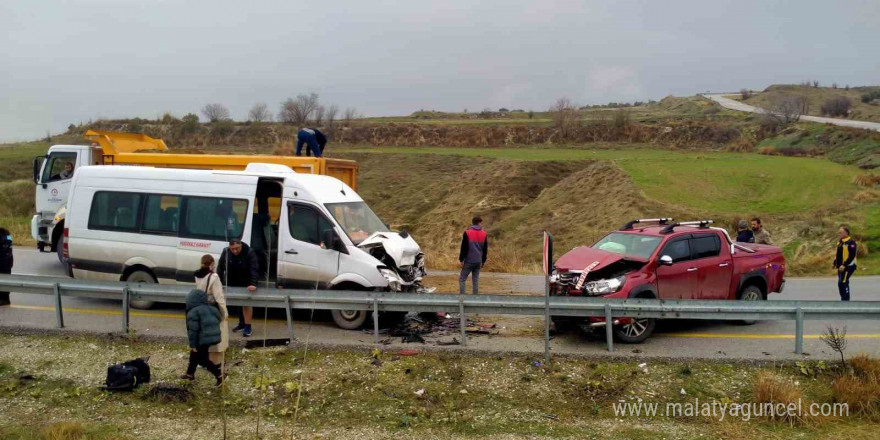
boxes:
[550,219,786,343]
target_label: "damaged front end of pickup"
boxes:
[549,246,646,297]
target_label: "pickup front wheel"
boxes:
[613,318,656,343]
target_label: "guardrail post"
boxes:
[604,304,614,352]
[544,275,550,364]
[459,295,467,347]
[372,296,380,344]
[285,296,295,343]
[53,283,64,329]
[795,307,804,355]
[122,287,130,333]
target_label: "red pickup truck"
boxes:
[550,219,786,343]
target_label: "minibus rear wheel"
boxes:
[124,269,156,309]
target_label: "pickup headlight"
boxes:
[549,270,559,284]
[379,268,402,292]
[584,275,626,296]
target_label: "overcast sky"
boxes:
[1,0,878,142]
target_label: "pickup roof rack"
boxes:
[619,218,673,230]
[660,220,714,234]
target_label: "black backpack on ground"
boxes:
[105,357,151,391]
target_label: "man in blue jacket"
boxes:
[296,128,328,157]
[458,216,489,295]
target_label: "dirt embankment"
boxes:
[76,118,748,151]
[341,153,695,272]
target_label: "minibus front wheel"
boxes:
[124,269,156,309]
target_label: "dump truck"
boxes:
[32,130,358,261]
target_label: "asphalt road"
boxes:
[703,93,880,132]
[2,248,879,361]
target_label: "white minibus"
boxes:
[65,164,427,329]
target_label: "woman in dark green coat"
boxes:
[181,288,224,385]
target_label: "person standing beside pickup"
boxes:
[833,225,858,301]
[295,128,328,157]
[750,217,772,245]
[458,216,489,295]
[0,228,12,306]
[736,220,755,243]
[218,239,260,337]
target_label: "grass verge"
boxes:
[0,331,878,439]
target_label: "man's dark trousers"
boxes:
[838,265,856,301]
[459,263,481,295]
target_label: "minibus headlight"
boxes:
[379,268,402,292]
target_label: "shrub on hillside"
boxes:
[861,90,880,104]
[709,124,740,143]
[820,97,852,117]
[160,113,180,125]
[725,139,755,152]
[740,88,752,100]
[210,119,235,137]
[757,146,777,155]
[180,113,201,135]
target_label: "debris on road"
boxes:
[387,312,498,344]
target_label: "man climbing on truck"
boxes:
[296,127,328,157]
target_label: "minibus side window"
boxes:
[88,192,142,232]
[142,195,181,235]
[181,197,248,241]
[288,204,334,247]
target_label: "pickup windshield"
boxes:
[325,202,389,245]
[593,232,662,260]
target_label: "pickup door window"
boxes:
[655,237,697,300]
[691,233,732,300]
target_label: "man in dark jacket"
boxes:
[0,228,12,306]
[458,216,488,295]
[735,220,754,243]
[833,225,858,301]
[218,239,260,337]
[296,127,328,157]
[183,288,223,384]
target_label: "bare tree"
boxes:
[313,105,326,125]
[768,94,805,123]
[278,93,320,125]
[550,97,580,137]
[812,80,819,88]
[326,105,339,128]
[248,102,272,122]
[201,103,231,122]
[740,88,752,100]
[343,107,358,125]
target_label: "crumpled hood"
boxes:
[554,246,626,273]
[358,231,422,267]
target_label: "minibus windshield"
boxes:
[325,202,389,245]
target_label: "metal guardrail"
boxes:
[2,274,879,360]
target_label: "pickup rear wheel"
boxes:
[613,318,656,344]
[737,285,764,325]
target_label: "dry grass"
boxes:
[42,422,85,440]
[854,189,880,204]
[833,354,880,419]
[752,371,814,425]
[854,174,880,187]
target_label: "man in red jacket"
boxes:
[459,216,489,295]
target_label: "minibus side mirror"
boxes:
[323,229,348,254]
